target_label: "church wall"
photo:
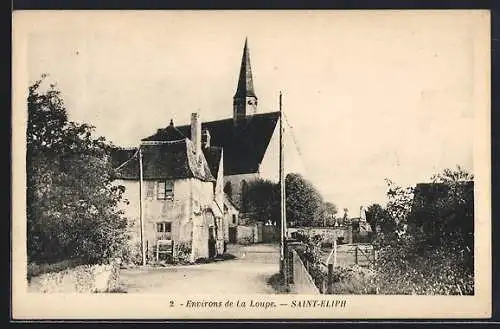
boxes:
[259,116,306,182]
[258,118,280,183]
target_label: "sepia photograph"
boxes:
[12,10,491,319]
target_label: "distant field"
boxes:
[320,244,375,267]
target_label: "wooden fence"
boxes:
[324,242,376,268]
[287,241,376,294]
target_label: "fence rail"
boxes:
[287,241,376,294]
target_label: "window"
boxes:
[232,214,237,224]
[156,222,172,233]
[157,181,174,200]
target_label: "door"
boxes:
[229,226,237,243]
[208,227,216,258]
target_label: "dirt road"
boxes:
[119,243,280,294]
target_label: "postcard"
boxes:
[12,10,491,319]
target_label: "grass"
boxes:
[266,273,291,294]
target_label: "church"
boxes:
[141,38,282,214]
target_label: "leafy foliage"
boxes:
[322,202,338,226]
[372,166,474,295]
[365,203,390,233]
[244,178,280,226]
[291,166,474,295]
[286,173,325,227]
[27,75,129,265]
[243,174,329,228]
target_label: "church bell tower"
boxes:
[233,38,258,123]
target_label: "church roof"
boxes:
[234,38,256,99]
[113,139,215,182]
[143,111,280,175]
[202,146,223,179]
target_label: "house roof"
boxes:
[142,111,280,175]
[109,147,138,169]
[114,139,215,182]
[224,193,239,212]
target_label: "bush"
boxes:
[374,234,473,295]
[174,241,192,264]
[120,241,143,266]
[329,265,378,294]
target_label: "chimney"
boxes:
[191,112,201,155]
[202,129,211,149]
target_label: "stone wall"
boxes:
[236,224,257,244]
[28,259,122,293]
[288,227,352,244]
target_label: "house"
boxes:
[141,38,291,215]
[112,113,228,263]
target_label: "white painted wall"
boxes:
[259,117,306,182]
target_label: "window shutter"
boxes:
[157,181,166,200]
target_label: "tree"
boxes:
[365,203,391,233]
[323,202,338,226]
[27,75,128,264]
[285,173,325,227]
[244,179,280,226]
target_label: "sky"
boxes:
[22,10,486,215]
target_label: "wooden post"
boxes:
[156,240,159,262]
[355,246,358,265]
[279,91,288,287]
[139,147,146,267]
[327,263,333,294]
[333,238,337,267]
[288,249,294,284]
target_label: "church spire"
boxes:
[234,37,256,98]
[233,38,258,122]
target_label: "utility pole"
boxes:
[139,147,146,266]
[279,91,287,283]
